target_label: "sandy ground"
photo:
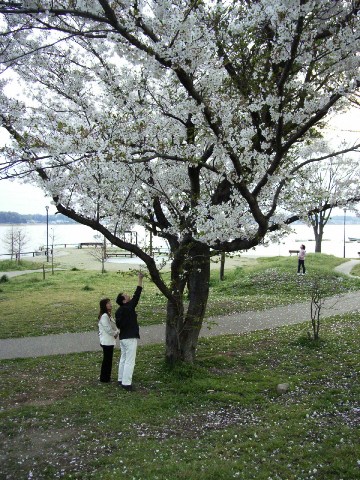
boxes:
[27,247,258,272]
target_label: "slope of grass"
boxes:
[351,261,360,276]
[207,254,360,316]
[0,269,167,338]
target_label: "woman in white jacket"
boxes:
[98,298,119,383]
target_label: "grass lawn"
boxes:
[1,314,359,479]
[351,261,360,277]
[0,258,45,271]
[0,254,359,339]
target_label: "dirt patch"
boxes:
[1,374,80,413]
[1,425,95,479]
[131,405,262,440]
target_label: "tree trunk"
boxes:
[220,252,225,281]
[313,221,324,253]
[310,210,330,254]
[165,243,210,364]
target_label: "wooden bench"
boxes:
[152,248,170,255]
[106,251,134,258]
[78,242,103,248]
[289,250,299,255]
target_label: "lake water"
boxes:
[0,222,360,259]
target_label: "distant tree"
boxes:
[0,212,77,224]
[89,236,107,274]
[289,155,359,252]
[0,212,24,224]
[2,225,16,260]
[2,225,29,262]
[14,227,29,263]
[311,157,358,252]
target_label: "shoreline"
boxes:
[0,247,257,272]
[2,224,360,259]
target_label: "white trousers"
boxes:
[118,338,138,386]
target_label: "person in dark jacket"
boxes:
[115,271,144,391]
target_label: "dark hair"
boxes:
[116,293,125,306]
[98,298,111,320]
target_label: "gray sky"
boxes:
[0,179,55,215]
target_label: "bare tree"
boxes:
[2,225,16,260]
[2,225,29,263]
[307,276,345,341]
[309,279,325,340]
[89,236,107,274]
[14,227,29,263]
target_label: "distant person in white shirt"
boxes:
[297,244,306,275]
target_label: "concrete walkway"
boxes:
[1,268,65,278]
[1,291,359,361]
[1,260,359,360]
[334,259,360,276]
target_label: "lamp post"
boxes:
[343,208,346,259]
[46,206,49,262]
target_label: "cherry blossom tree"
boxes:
[288,153,360,252]
[0,0,359,363]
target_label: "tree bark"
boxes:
[220,252,225,281]
[313,224,324,253]
[311,212,325,253]
[165,242,210,364]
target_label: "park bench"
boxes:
[77,242,103,248]
[106,252,134,258]
[152,247,170,255]
[289,249,299,255]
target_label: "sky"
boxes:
[0,107,359,216]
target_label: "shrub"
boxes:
[82,285,94,291]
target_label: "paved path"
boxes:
[1,291,359,360]
[1,268,65,278]
[1,260,359,360]
[334,259,360,276]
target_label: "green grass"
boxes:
[0,258,46,271]
[352,261,360,276]
[0,254,359,339]
[207,253,360,315]
[1,314,359,479]
[0,269,167,338]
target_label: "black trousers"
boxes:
[298,259,305,273]
[100,345,114,382]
